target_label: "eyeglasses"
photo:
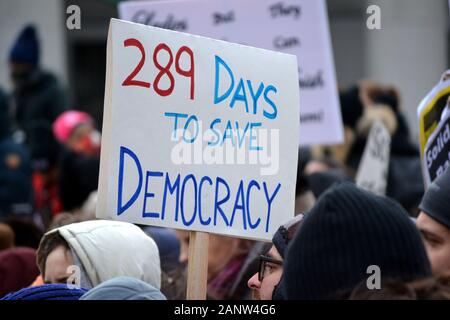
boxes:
[258,254,283,282]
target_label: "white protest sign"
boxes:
[422,105,450,187]
[356,120,391,196]
[97,19,300,241]
[118,0,344,146]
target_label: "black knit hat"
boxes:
[272,214,304,259]
[419,167,450,229]
[282,182,431,300]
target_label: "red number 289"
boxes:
[121,38,195,100]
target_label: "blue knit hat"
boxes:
[1,284,88,300]
[9,25,39,66]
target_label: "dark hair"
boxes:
[36,231,70,276]
[160,267,187,300]
[48,213,83,231]
[410,272,450,300]
[348,272,450,300]
[4,217,43,249]
[0,223,15,250]
[348,279,416,300]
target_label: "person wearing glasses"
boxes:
[247,214,304,300]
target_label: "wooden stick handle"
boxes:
[186,231,209,300]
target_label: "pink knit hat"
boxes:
[52,110,94,144]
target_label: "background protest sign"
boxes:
[118,0,344,146]
[97,19,300,243]
[356,120,391,196]
[422,107,450,187]
[418,70,450,158]
[418,70,450,186]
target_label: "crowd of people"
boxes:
[1,24,450,301]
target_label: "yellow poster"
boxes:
[418,71,450,158]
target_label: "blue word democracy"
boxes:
[117,146,281,233]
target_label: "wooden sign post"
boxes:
[186,231,209,300]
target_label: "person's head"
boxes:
[359,81,400,114]
[409,271,450,299]
[247,245,283,300]
[176,230,251,280]
[0,247,40,297]
[141,226,180,274]
[160,265,188,300]
[247,214,304,300]
[80,276,166,300]
[9,25,40,91]
[48,212,84,231]
[4,217,43,249]
[36,231,73,284]
[52,111,101,156]
[37,220,161,289]
[349,272,450,300]
[348,280,417,300]
[417,168,450,274]
[280,182,431,300]
[0,223,15,251]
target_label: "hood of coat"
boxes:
[43,220,161,289]
[80,276,166,300]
